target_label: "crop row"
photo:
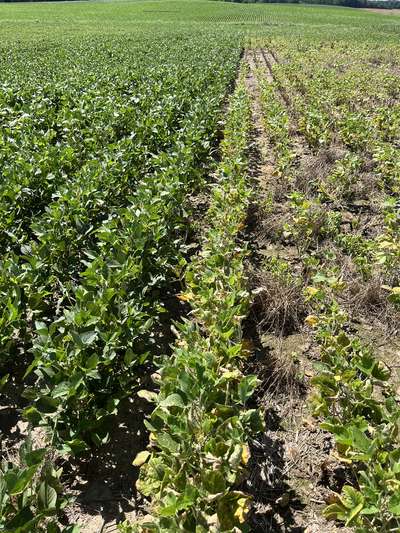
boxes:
[269,44,400,197]
[260,45,400,291]
[0,36,239,375]
[0,31,244,531]
[1,35,240,434]
[256,41,400,530]
[121,67,263,532]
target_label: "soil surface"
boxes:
[242,41,400,531]
[242,48,352,533]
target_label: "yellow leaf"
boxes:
[305,315,319,327]
[305,286,319,297]
[137,390,157,402]
[234,497,250,523]
[378,240,395,249]
[241,444,250,465]
[177,292,193,302]
[391,287,400,295]
[221,369,242,381]
[331,450,352,464]
[132,450,150,466]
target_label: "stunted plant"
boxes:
[284,192,341,253]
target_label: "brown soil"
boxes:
[0,383,152,532]
[243,41,400,531]
[244,49,275,196]
[243,49,352,532]
[62,396,152,532]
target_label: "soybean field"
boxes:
[0,1,400,532]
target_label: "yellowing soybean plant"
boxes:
[1,1,400,532]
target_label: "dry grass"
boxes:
[346,276,400,332]
[251,267,307,336]
[295,146,346,195]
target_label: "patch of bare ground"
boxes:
[363,8,400,14]
[243,40,400,531]
[62,395,152,532]
[243,48,351,532]
[244,49,275,198]
[355,323,400,388]
[243,324,355,533]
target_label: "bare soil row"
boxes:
[242,48,400,532]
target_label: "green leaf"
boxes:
[158,485,197,517]
[158,493,179,517]
[52,382,71,399]
[124,348,135,366]
[238,375,259,404]
[80,331,97,346]
[202,470,226,494]
[159,393,185,409]
[23,406,42,425]
[35,321,48,337]
[371,360,391,381]
[85,354,98,370]
[336,332,350,347]
[5,505,38,530]
[0,374,9,391]
[341,485,364,511]
[38,481,58,510]
[5,465,39,495]
[350,426,374,454]
[323,502,347,522]
[388,493,400,516]
[157,433,179,453]
[60,439,88,456]
[36,395,59,414]
[24,448,47,467]
[361,505,379,515]
[71,330,97,348]
[345,501,363,526]
[0,477,8,512]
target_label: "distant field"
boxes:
[0,2,400,532]
[1,0,400,42]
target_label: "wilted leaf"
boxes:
[133,451,151,467]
